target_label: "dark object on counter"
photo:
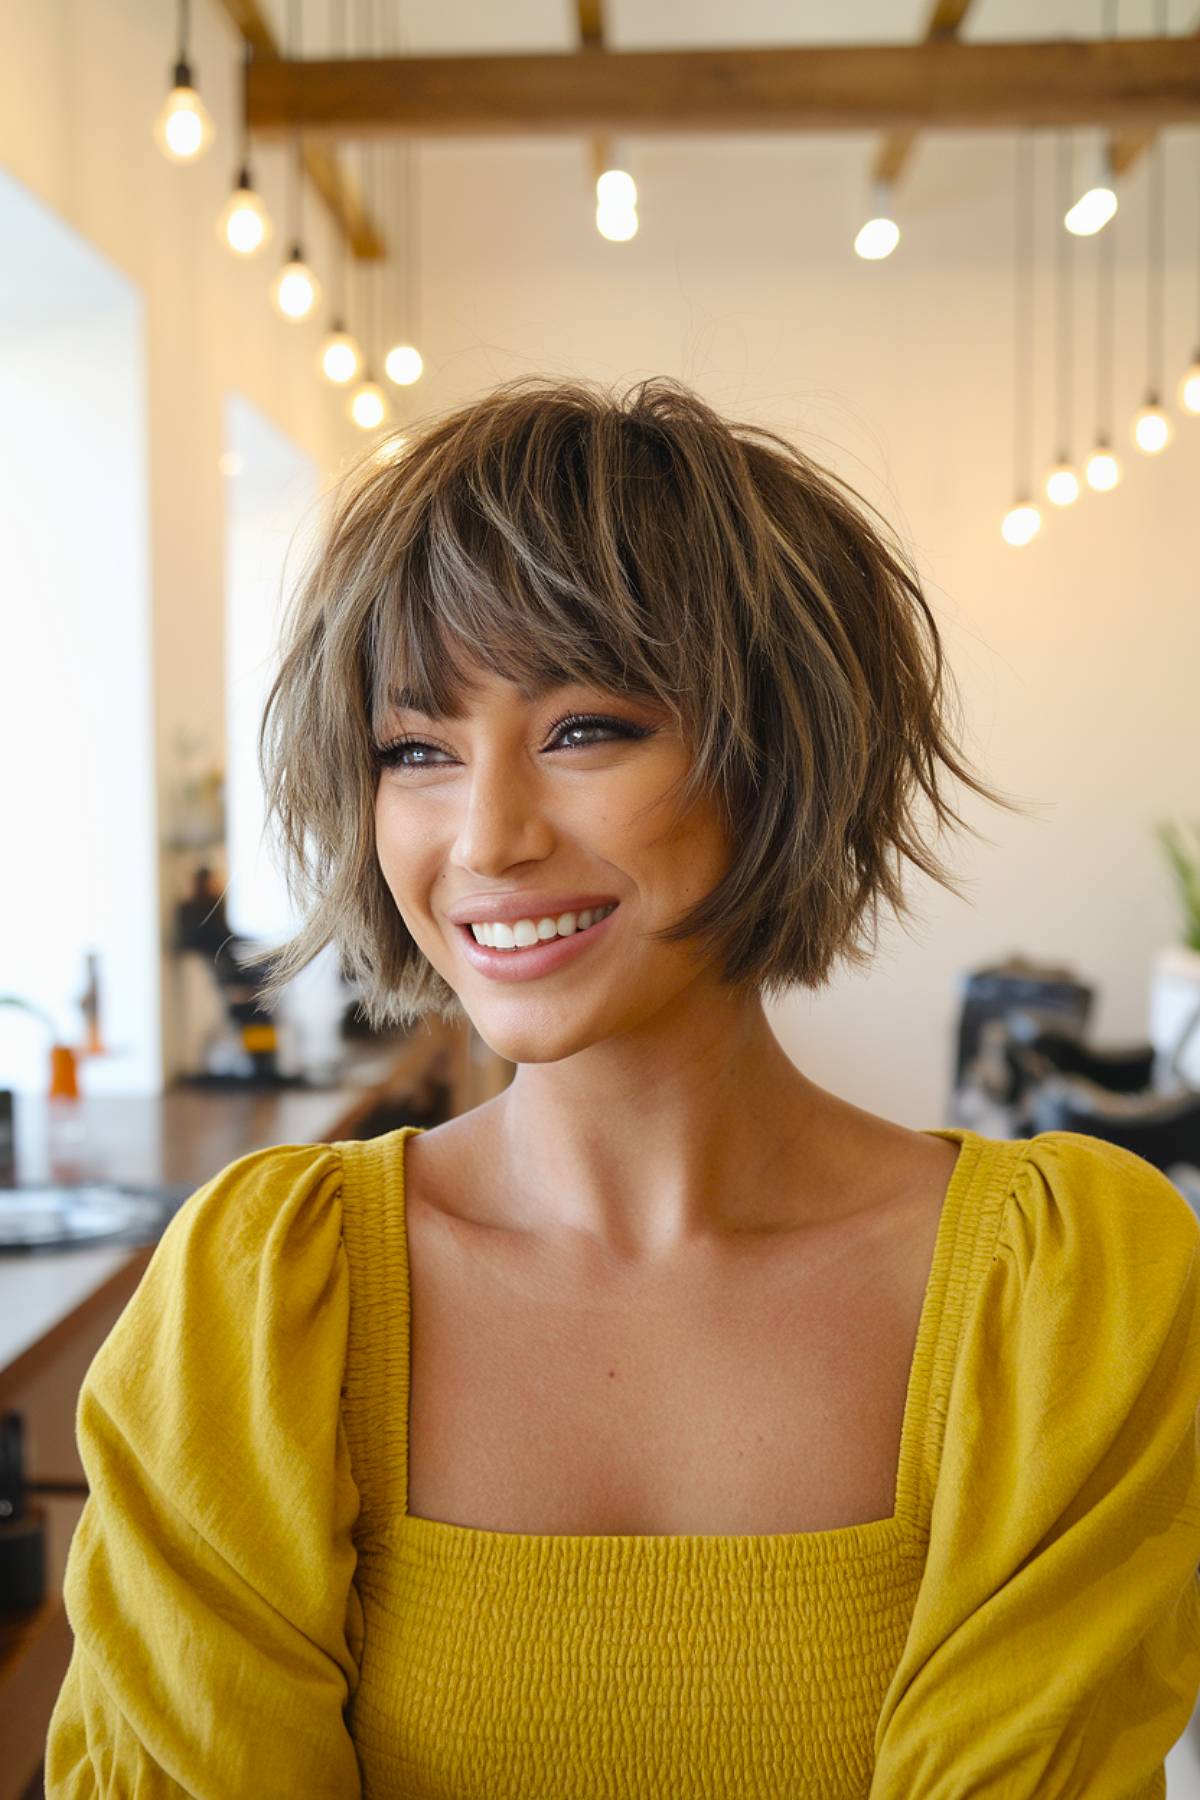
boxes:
[950,954,1093,1118]
[0,1412,45,1615]
[0,1182,193,1254]
[0,1089,14,1185]
[212,939,286,1083]
[178,1070,314,1091]
[1022,1074,1200,1177]
[176,866,230,955]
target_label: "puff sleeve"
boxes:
[869,1130,1200,1799]
[44,1142,365,1798]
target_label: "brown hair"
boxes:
[250,374,1038,1030]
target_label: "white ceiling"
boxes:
[251,0,1194,57]
[258,0,1198,58]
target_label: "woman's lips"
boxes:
[454,905,620,983]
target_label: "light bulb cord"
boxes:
[239,41,251,171]
[1055,131,1074,459]
[287,0,303,249]
[1147,0,1168,398]
[1013,133,1034,500]
[1097,174,1115,441]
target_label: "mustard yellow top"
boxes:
[45,1125,1200,1798]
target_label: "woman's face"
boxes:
[372,664,734,1065]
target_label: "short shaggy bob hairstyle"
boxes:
[253,374,1034,1031]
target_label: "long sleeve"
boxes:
[869,1129,1200,1799]
[44,1142,365,1798]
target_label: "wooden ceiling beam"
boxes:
[213,0,384,258]
[871,0,975,189]
[1108,9,1200,176]
[244,38,1200,141]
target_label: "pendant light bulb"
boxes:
[854,181,900,261]
[595,167,638,241]
[217,167,272,256]
[1085,440,1122,491]
[384,343,424,386]
[317,321,363,385]
[1044,460,1081,507]
[1064,142,1117,237]
[154,58,215,163]
[349,378,390,430]
[271,245,320,322]
[1132,397,1172,454]
[1001,500,1042,547]
[1064,186,1118,237]
[1177,355,1200,416]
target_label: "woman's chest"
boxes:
[403,1177,946,1538]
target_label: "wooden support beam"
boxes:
[244,38,1200,142]
[1108,10,1200,175]
[872,0,975,188]
[213,0,384,258]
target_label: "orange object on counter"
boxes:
[49,1043,81,1099]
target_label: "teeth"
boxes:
[470,903,617,951]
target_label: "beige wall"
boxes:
[5,1,1198,1122]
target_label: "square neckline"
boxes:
[386,1123,992,1557]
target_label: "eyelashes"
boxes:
[372,711,654,773]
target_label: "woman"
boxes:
[47,377,1200,1797]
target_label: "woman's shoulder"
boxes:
[86,1139,348,1415]
[998,1127,1200,1282]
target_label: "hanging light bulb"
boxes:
[271,243,320,322]
[853,179,900,260]
[218,49,269,254]
[595,167,638,241]
[1132,396,1172,453]
[1085,438,1122,490]
[1043,136,1081,509]
[1179,353,1200,415]
[317,320,363,384]
[1064,140,1117,237]
[154,66,214,162]
[1179,137,1200,413]
[1001,499,1043,546]
[1130,120,1172,455]
[1045,460,1081,506]
[153,0,212,162]
[348,133,390,431]
[382,142,425,387]
[1002,137,1040,546]
[349,377,390,430]
[217,166,272,256]
[1085,87,1121,497]
[385,344,423,385]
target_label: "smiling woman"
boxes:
[246,373,1033,1031]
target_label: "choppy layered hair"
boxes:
[250,374,1036,1030]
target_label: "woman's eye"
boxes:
[374,714,649,772]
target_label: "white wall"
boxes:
[0,170,159,1094]
[223,390,321,945]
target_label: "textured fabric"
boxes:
[44,1124,1200,1798]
